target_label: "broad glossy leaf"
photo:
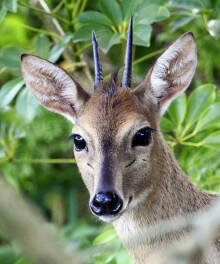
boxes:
[120,0,139,21]
[74,24,108,42]
[133,24,152,47]
[168,93,187,125]
[170,16,194,32]
[99,0,122,27]
[201,131,220,149]
[197,103,220,131]
[167,0,203,9]
[0,46,24,70]
[207,20,220,38]
[0,78,24,108]
[4,0,17,12]
[35,34,50,58]
[185,84,216,126]
[78,11,112,27]
[74,25,120,53]
[0,4,7,24]
[142,0,167,4]
[98,31,120,53]
[93,229,117,245]
[161,116,175,132]
[48,34,72,63]
[135,4,169,24]
[15,87,39,123]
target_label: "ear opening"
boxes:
[134,32,197,116]
[21,54,90,123]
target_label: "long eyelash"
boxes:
[67,134,74,141]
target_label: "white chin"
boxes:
[99,215,120,223]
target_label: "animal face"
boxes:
[21,19,197,222]
[72,81,157,221]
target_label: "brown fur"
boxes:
[73,78,219,263]
[21,33,220,264]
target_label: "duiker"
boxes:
[21,18,219,264]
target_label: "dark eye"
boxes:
[132,127,154,147]
[73,134,87,151]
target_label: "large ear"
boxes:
[134,32,197,115]
[21,54,90,123]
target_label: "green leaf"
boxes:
[98,31,120,53]
[0,4,7,24]
[35,34,50,58]
[133,24,152,47]
[168,93,187,125]
[74,25,95,42]
[197,103,220,131]
[74,25,120,53]
[78,11,112,27]
[161,116,175,132]
[201,131,220,149]
[93,229,117,245]
[0,245,18,263]
[99,0,122,27]
[207,20,220,38]
[185,84,216,127]
[48,34,72,63]
[135,4,169,24]
[15,87,39,123]
[0,46,25,70]
[0,78,24,108]
[120,0,139,21]
[167,0,203,10]
[170,16,194,33]
[4,0,17,12]
[142,0,167,4]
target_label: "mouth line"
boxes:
[125,159,136,168]
[128,196,132,206]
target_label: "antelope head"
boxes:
[21,18,197,222]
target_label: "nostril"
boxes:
[90,191,123,216]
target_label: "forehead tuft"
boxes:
[78,80,144,133]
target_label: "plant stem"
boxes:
[181,141,201,147]
[0,158,76,164]
[72,0,81,21]
[18,0,69,24]
[79,0,87,13]
[183,129,198,141]
[22,24,61,39]
[52,0,65,14]
[181,124,191,138]
[75,43,92,56]
[104,48,164,81]
[133,48,164,66]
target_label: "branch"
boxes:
[0,175,83,264]
[28,0,93,91]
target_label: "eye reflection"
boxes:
[132,127,154,147]
[68,134,87,151]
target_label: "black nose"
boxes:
[90,191,123,216]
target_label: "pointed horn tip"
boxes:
[128,17,133,31]
[92,31,97,42]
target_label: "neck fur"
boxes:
[113,133,213,262]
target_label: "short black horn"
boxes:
[92,31,103,90]
[122,17,133,88]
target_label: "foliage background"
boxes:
[0,0,220,263]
